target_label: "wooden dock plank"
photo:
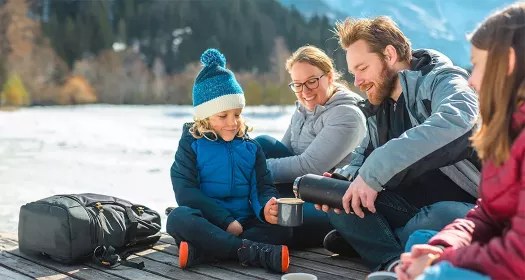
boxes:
[290,256,367,279]
[0,232,18,251]
[0,251,77,280]
[0,265,34,280]
[151,242,281,280]
[291,250,369,271]
[102,254,216,280]
[83,260,173,280]
[157,236,364,280]
[1,233,369,280]
[8,248,127,280]
[1,233,170,280]
[304,247,335,256]
[137,246,260,280]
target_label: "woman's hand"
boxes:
[226,220,243,236]
[264,197,279,224]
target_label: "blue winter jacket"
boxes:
[170,123,278,230]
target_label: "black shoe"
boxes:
[179,241,204,268]
[165,206,177,216]
[323,230,360,258]
[237,239,290,273]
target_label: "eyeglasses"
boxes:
[288,73,327,93]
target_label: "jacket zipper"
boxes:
[228,142,234,196]
[59,195,99,246]
[398,74,419,125]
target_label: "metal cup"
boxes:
[281,273,318,280]
[277,198,304,227]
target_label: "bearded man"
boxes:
[316,16,481,273]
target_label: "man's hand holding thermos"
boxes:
[313,173,378,218]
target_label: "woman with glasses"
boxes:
[255,45,366,248]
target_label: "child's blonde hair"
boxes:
[190,116,253,141]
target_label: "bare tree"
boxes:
[0,1,11,105]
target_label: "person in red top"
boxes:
[393,2,525,280]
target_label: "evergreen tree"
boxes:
[39,0,346,75]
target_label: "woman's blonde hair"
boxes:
[189,116,252,141]
[285,45,350,95]
[469,3,525,166]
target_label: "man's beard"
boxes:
[360,62,398,105]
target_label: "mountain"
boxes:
[278,0,346,21]
[280,0,514,67]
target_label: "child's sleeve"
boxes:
[250,142,280,223]
[171,137,235,231]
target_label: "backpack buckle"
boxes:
[95,202,103,212]
[93,246,120,268]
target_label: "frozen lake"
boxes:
[0,105,294,232]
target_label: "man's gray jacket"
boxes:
[335,49,480,198]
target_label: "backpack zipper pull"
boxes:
[95,202,104,213]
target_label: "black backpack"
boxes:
[18,193,162,269]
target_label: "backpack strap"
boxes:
[92,245,145,270]
[124,206,139,244]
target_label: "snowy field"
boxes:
[0,105,294,232]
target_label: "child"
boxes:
[166,49,292,273]
[390,3,525,280]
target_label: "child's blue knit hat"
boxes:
[192,49,245,119]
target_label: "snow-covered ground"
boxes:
[0,105,294,232]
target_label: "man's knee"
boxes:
[415,201,474,229]
[327,211,361,230]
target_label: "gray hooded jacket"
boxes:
[334,49,480,198]
[267,88,366,183]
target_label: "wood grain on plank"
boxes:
[0,265,34,280]
[139,246,261,280]
[159,233,367,279]
[155,237,352,280]
[0,251,76,280]
[8,248,126,280]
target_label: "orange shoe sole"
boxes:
[281,245,290,273]
[179,241,189,268]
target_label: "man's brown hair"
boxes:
[334,16,412,63]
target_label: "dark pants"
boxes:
[166,206,292,260]
[254,135,334,248]
[254,136,476,270]
[328,189,474,271]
